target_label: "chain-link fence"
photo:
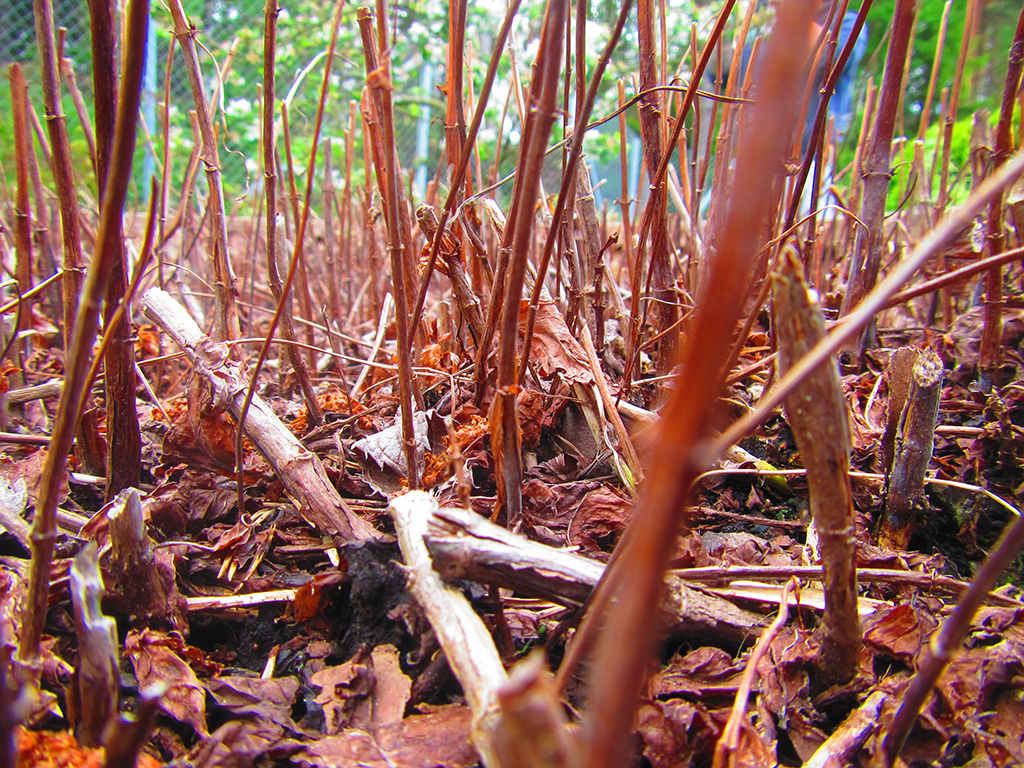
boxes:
[3,0,646,224]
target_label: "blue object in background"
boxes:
[820,11,869,141]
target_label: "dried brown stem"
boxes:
[492,0,568,528]
[978,6,1024,388]
[359,3,419,488]
[617,79,634,284]
[881,346,919,473]
[235,0,344,502]
[444,0,469,179]
[18,0,149,681]
[260,13,323,429]
[714,148,1024,459]
[883,509,1024,766]
[579,3,816,765]
[76,179,158,437]
[712,578,796,768]
[773,249,860,687]
[408,0,523,339]
[629,0,676,382]
[780,0,873,237]
[143,287,375,541]
[917,0,951,143]
[839,0,916,355]
[323,138,341,324]
[621,0,737,395]
[25,95,62,336]
[361,3,419,322]
[279,102,319,374]
[878,349,943,551]
[33,0,86,352]
[882,244,1024,308]
[59,55,97,175]
[260,0,280,322]
[89,0,142,498]
[342,102,357,312]
[166,0,240,344]
[101,686,164,768]
[934,0,977,221]
[518,0,633,389]
[416,206,485,344]
[426,504,766,647]
[388,492,507,767]
[8,65,33,343]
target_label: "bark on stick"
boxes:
[773,249,860,687]
[879,348,943,551]
[142,287,376,542]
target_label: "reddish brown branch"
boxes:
[579,3,817,766]
[33,0,86,352]
[89,0,142,498]
[978,5,1024,388]
[491,0,568,528]
[773,250,860,687]
[839,0,916,354]
[19,0,149,679]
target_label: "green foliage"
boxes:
[886,111,980,212]
[863,0,1021,135]
[1,0,1021,216]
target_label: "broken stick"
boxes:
[141,287,376,542]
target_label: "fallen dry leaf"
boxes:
[294,704,477,768]
[519,299,595,387]
[125,629,209,737]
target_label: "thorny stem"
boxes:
[8,66,33,350]
[883,244,1024,308]
[58,53,97,175]
[269,83,324,425]
[278,101,320,375]
[838,0,916,355]
[621,0,737,397]
[714,148,1024,459]
[444,0,469,183]
[356,2,419,326]
[934,0,976,222]
[712,578,798,768]
[167,0,241,345]
[917,0,951,143]
[631,0,676,382]
[366,0,420,488]
[780,0,873,237]
[76,180,159,433]
[242,0,279,522]
[617,80,634,288]
[323,138,341,324]
[90,0,143,499]
[156,35,176,288]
